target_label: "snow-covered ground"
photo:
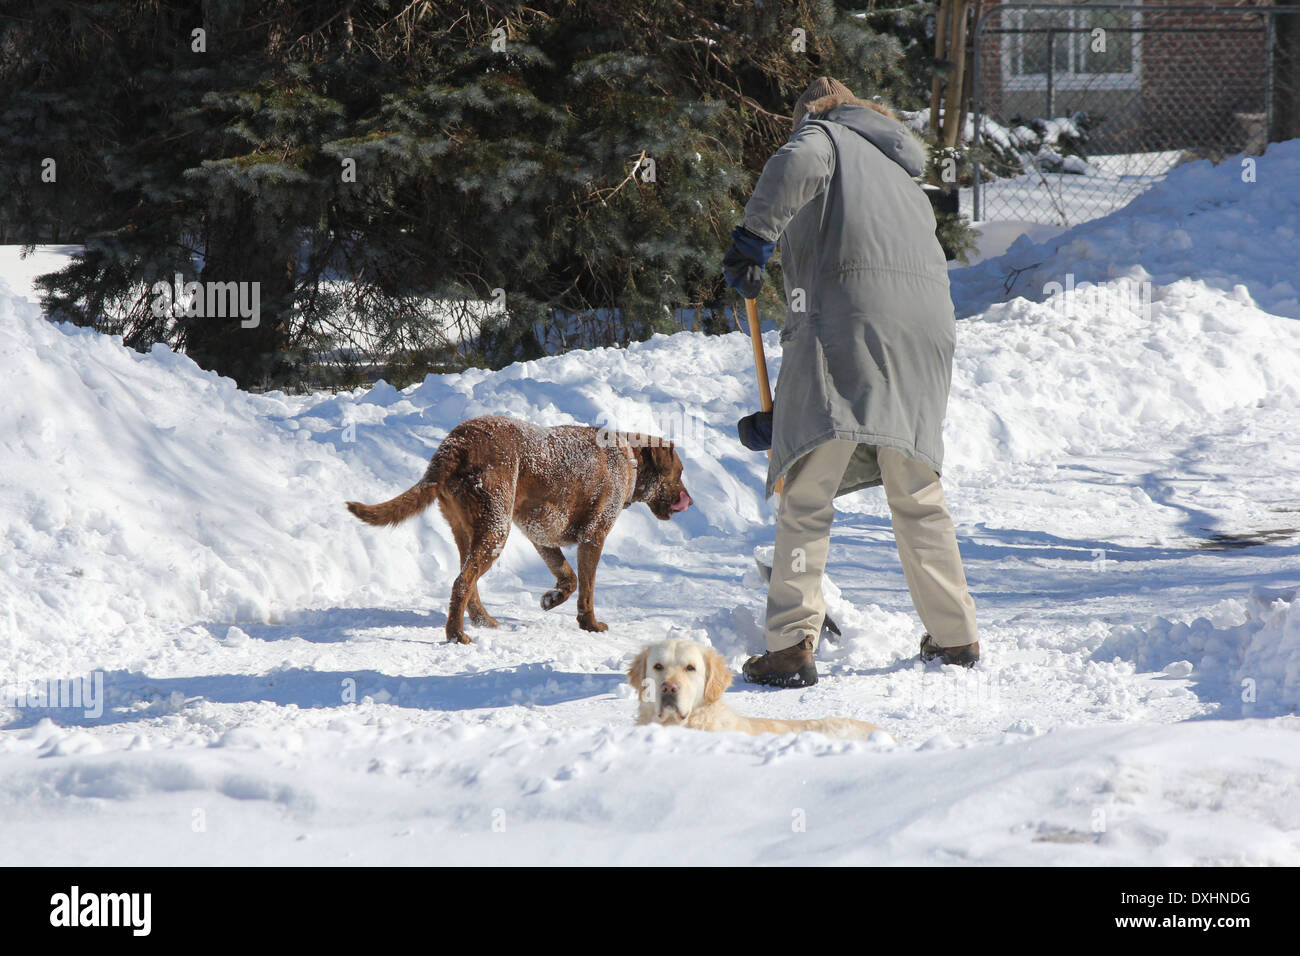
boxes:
[2,143,1299,866]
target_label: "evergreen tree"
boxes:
[2,2,957,388]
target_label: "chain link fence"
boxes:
[970,2,1299,225]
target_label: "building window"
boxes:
[1003,4,1141,90]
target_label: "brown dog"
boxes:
[346,416,692,643]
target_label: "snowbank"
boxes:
[0,292,454,669]
[2,714,1297,865]
[1097,588,1300,717]
[945,278,1300,470]
[952,140,1300,319]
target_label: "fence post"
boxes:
[1046,27,1055,118]
[971,7,985,221]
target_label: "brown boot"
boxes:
[742,636,819,687]
[919,632,980,667]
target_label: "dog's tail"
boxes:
[347,444,455,527]
[346,477,440,527]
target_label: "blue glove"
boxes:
[723,225,776,298]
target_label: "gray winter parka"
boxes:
[742,98,956,499]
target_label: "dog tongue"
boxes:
[671,491,692,512]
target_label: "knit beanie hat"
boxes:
[791,77,855,128]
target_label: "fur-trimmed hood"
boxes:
[800,92,898,122]
[798,93,927,178]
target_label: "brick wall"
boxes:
[974,0,1274,151]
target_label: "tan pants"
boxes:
[764,440,978,652]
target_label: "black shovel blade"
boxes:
[753,556,842,640]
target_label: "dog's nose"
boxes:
[661,680,679,696]
[671,491,692,512]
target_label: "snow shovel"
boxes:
[744,298,841,640]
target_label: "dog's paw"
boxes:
[578,615,608,633]
[445,631,473,645]
[469,611,499,628]
[540,588,571,611]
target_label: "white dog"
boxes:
[628,639,886,740]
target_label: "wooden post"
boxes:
[940,0,971,148]
[930,0,953,137]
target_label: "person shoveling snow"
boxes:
[723,77,981,687]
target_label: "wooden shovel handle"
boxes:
[745,298,774,413]
[744,298,783,494]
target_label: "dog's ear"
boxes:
[637,438,675,474]
[627,647,650,697]
[703,648,733,704]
